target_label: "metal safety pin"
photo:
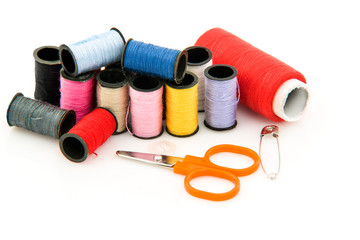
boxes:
[259,125,281,180]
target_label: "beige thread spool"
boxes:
[96,69,129,134]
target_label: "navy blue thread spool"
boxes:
[33,46,62,106]
[121,39,188,83]
[60,28,126,76]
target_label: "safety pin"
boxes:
[259,125,281,180]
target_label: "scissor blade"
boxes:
[116,150,183,168]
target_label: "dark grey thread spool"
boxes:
[33,46,62,106]
[7,93,76,138]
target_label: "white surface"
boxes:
[1,0,359,239]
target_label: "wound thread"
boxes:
[60,70,96,123]
[185,46,212,112]
[60,28,125,76]
[122,39,188,83]
[195,28,308,122]
[96,69,129,134]
[59,108,117,162]
[204,64,238,130]
[33,46,62,106]
[128,75,163,139]
[7,93,75,138]
[165,72,199,137]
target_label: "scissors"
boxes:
[116,144,260,201]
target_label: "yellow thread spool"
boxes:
[165,72,199,137]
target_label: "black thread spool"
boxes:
[96,68,129,134]
[7,93,76,138]
[204,64,238,131]
[121,38,188,84]
[165,72,199,137]
[128,75,164,139]
[60,28,126,77]
[33,46,62,106]
[185,46,213,112]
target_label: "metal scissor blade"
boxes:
[116,150,183,168]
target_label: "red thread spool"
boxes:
[195,28,309,122]
[59,108,117,162]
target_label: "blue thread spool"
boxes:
[60,28,126,76]
[122,39,188,83]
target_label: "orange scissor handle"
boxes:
[203,144,261,177]
[173,144,260,201]
[183,168,240,201]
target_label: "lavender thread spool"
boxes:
[204,64,239,130]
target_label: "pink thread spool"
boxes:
[128,75,164,139]
[60,70,96,123]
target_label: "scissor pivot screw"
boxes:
[153,155,163,162]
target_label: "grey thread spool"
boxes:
[33,46,62,106]
[7,93,76,138]
[96,69,129,134]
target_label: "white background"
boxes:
[1,0,359,239]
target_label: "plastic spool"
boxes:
[128,75,164,139]
[96,69,129,134]
[60,70,96,123]
[7,93,76,139]
[60,28,125,76]
[33,46,62,106]
[59,108,117,162]
[185,46,212,112]
[204,64,238,131]
[165,72,199,137]
[122,39,188,83]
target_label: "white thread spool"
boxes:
[96,69,129,134]
[185,46,212,111]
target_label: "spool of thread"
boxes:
[185,46,212,111]
[204,64,238,130]
[60,28,125,76]
[195,28,309,122]
[60,70,96,123]
[128,75,164,139]
[165,72,199,137]
[7,93,75,138]
[122,39,188,83]
[96,69,129,134]
[59,108,117,162]
[33,46,62,106]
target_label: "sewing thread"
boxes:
[165,72,199,137]
[122,39,188,83]
[185,46,212,111]
[128,75,163,139]
[59,108,117,162]
[7,93,75,138]
[96,69,129,134]
[60,70,96,123]
[60,28,125,76]
[204,64,239,130]
[33,46,62,106]
[195,28,308,122]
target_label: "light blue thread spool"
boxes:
[60,28,125,76]
[122,39,188,83]
[204,64,239,131]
